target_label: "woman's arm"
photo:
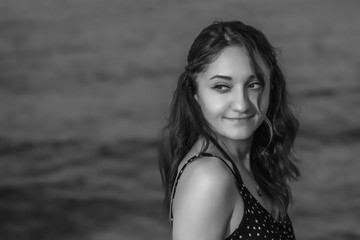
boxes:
[172,157,238,240]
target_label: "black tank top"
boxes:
[170,152,296,240]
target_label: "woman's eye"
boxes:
[212,84,230,92]
[248,82,263,90]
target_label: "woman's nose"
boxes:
[231,87,250,112]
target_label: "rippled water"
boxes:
[1,0,360,239]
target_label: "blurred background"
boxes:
[0,0,359,239]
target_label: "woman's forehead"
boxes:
[198,46,270,80]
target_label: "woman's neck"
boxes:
[204,135,253,172]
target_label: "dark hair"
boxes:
[159,20,300,219]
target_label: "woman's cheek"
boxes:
[254,90,270,114]
[204,94,227,114]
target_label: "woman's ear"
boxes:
[194,93,199,102]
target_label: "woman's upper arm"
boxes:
[172,157,236,240]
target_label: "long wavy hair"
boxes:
[159,20,300,219]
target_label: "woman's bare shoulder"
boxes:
[172,156,237,240]
[178,155,234,185]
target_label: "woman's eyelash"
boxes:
[212,84,230,91]
[248,81,264,89]
[212,81,264,91]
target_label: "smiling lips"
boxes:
[223,115,253,120]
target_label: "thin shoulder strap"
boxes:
[169,152,243,225]
[199,152,244,185]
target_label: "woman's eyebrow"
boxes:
[209,74,259,81]
[209,75,232,81]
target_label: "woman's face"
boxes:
[195,46,270,142]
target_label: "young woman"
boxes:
[159,20,300,240]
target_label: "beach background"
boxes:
[0,0,359,239]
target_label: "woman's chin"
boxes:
[218,131,254,142]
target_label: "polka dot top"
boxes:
[170,152,296,240]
